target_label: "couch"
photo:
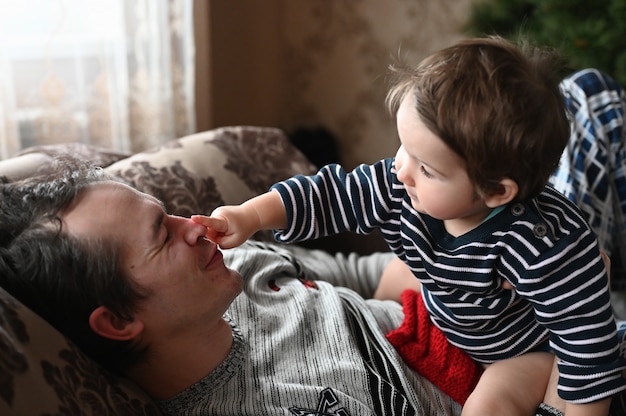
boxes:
[0,126,329,415]
[2,125,625,415]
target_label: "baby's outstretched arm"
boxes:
[192,190,287,249]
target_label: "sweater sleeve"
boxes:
[516,228,626,403]
[270,160,398,243]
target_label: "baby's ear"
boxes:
[89,306,144,341]
[484,178,518,208]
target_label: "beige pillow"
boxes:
[0,286,161,416]
[105,125,317,241]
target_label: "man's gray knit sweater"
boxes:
[158,242,461,416]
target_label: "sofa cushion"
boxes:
[0,143,130,181]
[0,285,161,415]
[105,125,317,241]
[0,126,317,415]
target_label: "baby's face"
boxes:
[394,93,490,236]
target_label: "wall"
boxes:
[195,0,474,169]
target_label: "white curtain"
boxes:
[0,0,195,159]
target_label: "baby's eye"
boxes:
[420,166,435,178]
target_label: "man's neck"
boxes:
[126,317,234,400]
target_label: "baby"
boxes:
[195,36,626,415]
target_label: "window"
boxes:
[0,0,195,159]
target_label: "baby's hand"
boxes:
[192,214,228,244]
[192,205,258,249]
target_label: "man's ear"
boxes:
[484,178,518,208]
[89,306,144,341]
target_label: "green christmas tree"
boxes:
[466,0,626,86]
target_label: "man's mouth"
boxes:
[204,244,223,269]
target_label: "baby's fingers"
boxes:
[192,214,226,231]
[192,215,230,244]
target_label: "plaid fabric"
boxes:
[549,68,626,289]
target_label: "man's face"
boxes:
[60,180,243,343]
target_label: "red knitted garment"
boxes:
[385,290,482,405]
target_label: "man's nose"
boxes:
[176,216,208,245]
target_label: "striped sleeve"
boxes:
[271,160,399,243]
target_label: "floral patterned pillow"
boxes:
[0,286,161,415]
[104,125,317,241]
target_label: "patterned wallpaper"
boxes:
[280,0,474,169]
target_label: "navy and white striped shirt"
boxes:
[271,158,626,403]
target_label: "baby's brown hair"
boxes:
[386,36,570,201]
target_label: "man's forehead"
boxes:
[92,180,164,208]
[62,181,163,235]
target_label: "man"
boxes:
[0,158,461,415]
